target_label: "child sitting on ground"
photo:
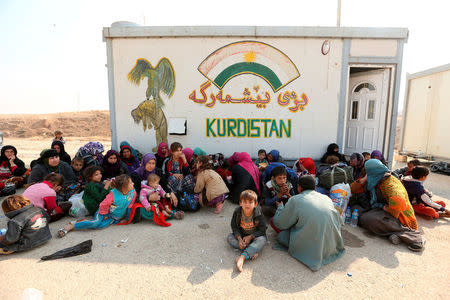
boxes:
[228,190,267,272]
[162,142,194,195]
[22,173,72,222]
[71,157,85,186]
[261,166,295,218]
[140,173,172,218]
[53,130,65,144]
[58,174,136,237]
[394,159,420,178]
[194,155,229,214]
[64,157,85,199]
[254,149,268,170]
[402,166,450,219]
[0,195,51,254]
[82,166,112,216]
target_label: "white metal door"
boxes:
[345,69,389,155]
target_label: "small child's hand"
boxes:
[242,235,253,246]
[145,206,152,212]
[237,236,246,249]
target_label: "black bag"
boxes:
[1,183,16,196]
[177,192,200,212]
[318,165,354,189]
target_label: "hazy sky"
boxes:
[1,0,449,114]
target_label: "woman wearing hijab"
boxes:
[101,150,129,180]
[28,149,75,187]
[267,149,284,164]
[370,150,387,165]
[75,142,104,167]
[349,153,365,179]
[119,145,140,173]
[228,152,241,168]
[51,141,71,165]
[292,157,316,178]
[120,141,140,159]
[182,148,196,176]
[320,143,347,164]
[357,159,424,252]
[0,145,27,193]
[230,152,261,203]
[155,142,169,169]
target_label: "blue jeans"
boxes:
[227,233,267,259]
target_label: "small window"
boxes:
[354,82,375,93]
[351,101,359,119]
[367,100,375,120]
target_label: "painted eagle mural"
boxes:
[127,58,175,152]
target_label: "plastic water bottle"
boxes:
[350,209,359,228]
[0,228,7,236]
[345,207,352,224]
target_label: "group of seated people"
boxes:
[0,137,449,272]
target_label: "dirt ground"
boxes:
[0,112,449,299]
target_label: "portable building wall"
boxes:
[103,25,407,163]
[401,64,450,160]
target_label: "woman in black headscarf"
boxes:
[51,141,72,165]
[320,143,347,164]
[0,145,27,192]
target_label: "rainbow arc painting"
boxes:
[198,41,300,92]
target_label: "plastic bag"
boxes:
[68,191,88,218]
[329,183,351,221]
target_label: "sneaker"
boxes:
[388,234,401,245]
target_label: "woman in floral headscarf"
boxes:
[357,159,424,252]
[75,142,105,167]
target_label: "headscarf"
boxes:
[120,145,137,166]
[350,153,365,178]
[228,152,241,167]
[102,150,122,179]
[268,150,280,162]
[371,150,386,164]
[326,143,339,154]
[365,159,389,209]
[51,140,71,162]
[156,142,169,158]
[0,145,18,164]
[237,152,260,195]
[182,148,194,163]
[120,141,138,158]
[135,153,157,179]
[39,149,60,172]
[76,142,104,166]
[297,157,315,175]
[193,147,207,156]
[80,142,104,156]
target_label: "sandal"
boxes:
[174,211,185,219]
[407,239,426,252]
[57,228,68,238]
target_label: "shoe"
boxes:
[408,239,426,252]
[388,234,401,245]
[214,202,224,214]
